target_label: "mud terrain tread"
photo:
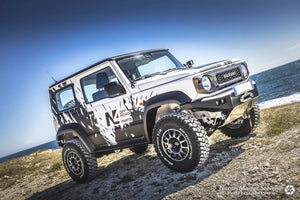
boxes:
[153,112,209,172]
[174,112,210,166]
[251,102,260,132]
[64,139,97,182]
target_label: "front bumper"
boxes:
[183,80,259,125]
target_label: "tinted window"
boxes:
[55,86,76,112]
[81,67,121,103]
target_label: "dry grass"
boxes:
[0,149,68,190]
[259,102,300,137]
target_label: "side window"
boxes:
[55,86,76,112]
[81,67,124,103]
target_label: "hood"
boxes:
[193,58,241,72]
[136,70,193,91]
[136,58,241,91]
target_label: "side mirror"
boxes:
[186,60,194,68]
[129,74,137,83]
[104,82,126,96]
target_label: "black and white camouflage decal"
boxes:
[49,83,156,146]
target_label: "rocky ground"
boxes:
[0,103,299,200]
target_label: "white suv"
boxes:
[49,49,260,182]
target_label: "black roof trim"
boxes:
[110,48,168,60]
[49,48,168,88]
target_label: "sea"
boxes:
[0,140,59,163]
[1,59,299,163]
[251,59,300,108]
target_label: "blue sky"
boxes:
[1,0,300,157]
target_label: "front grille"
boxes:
[216,68,242,84]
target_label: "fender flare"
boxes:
[143,91,192,141]
[56,123,95,153]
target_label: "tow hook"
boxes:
[240,92,254,103]
[247,115,253,132]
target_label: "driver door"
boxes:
[79,63,145,148]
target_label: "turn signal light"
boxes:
[194,78,201,84]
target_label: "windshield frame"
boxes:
[115,50,184,81]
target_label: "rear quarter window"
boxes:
[55,85,76,112]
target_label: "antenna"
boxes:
[46,70,57,83]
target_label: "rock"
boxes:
[119,174,134,183]
[167,178,174,183]
[262,162,270,168]
[173,182,180,187]
[186,173,197,181]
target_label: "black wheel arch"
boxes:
[56,123,95,153]
[143,91,192,143]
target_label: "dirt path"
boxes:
[164,126,300,200]
[24,137,250,200]
[1,104,299,200]
[1,127,297,200]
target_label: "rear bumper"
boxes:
[183,80,259,125]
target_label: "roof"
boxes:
[110,48,168,59]
[49,48,168,88]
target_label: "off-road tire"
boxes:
[221,102,260,138]
[130,144,148,154]
[62,138,97,183]
[152,112,209,172]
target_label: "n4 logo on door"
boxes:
[105,109,133,127]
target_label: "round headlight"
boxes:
[201,76,212,91]
[240,64,248,78]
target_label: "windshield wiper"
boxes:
[134,72,166,81]
[162,67,186,73]
[134,68,186,81]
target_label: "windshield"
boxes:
[116,50,184,81]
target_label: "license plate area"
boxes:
[233,82,254,96]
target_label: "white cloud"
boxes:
[285,42,300,52]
